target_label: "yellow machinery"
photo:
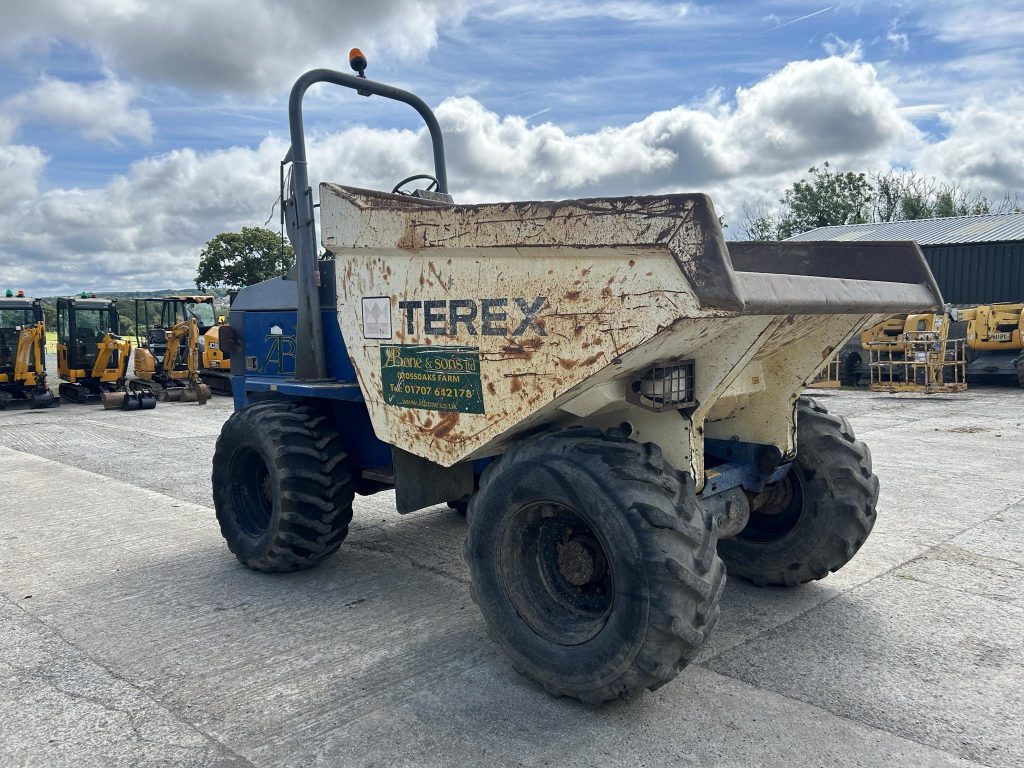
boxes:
[132,297,212,403]
[862,311,966,393]
[827,312,966,391]
[132,296,228,397]
[807,352,842,388]
[956,303,1024,386]
[56,294,155,409]
[0,290,57,409]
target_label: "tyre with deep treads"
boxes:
[1016,355,1024,388]
[465,427,725,705]
[212,400,355,572]
[718,396,878,586]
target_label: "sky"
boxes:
[1,0,1022,295]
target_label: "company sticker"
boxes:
[380,344,484,414]
[362,296,392,339]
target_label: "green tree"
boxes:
[195,227,294,291]
[741,164,1022,241]
[776,163,873,239]
[742,162,873,241]
[871,169,994,221]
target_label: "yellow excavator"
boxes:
[133,296,229,393]
[0,290,57,410]
[955,302,1024,386]
[131,296,212,403]
[56,294,155,409]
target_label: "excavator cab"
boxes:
[57,297,117,375]
[56,295,150,408]
[131,297,213,403]
[0,291,56,409]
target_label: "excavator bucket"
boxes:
[160,387,183,402]
[100,391,126,409]
[120,391,157,410]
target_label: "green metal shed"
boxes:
[786,213,1024,304]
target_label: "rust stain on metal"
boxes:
[556,352,605,371]
[323,186,910,470]
[429,412,460,438]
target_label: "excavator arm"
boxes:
[91,333,132,383]
[13,322,46,387]
[162,319,200,378]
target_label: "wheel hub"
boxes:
[557,534,606,587]
[752,474,795,515]
[499,502,615,645]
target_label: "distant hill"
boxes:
[40,287,230,301]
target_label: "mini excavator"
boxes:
[131,296,213,403]
[56,294,155,409]
[0,290,57,409]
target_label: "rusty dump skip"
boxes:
[320,184,943,478]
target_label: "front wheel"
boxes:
[465,428,725,704]
[718,396,878,586]
[212,401,355,572]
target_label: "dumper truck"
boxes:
[210,55,944,704]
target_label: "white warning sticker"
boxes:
[361,296,393,339]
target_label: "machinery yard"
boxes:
[1,388,1021,768]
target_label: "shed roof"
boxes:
[786,212,1024,245]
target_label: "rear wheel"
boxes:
[465,428,725,704]
[212,401,355,572]
[447,497,470,516]
[718,396,878,586]
[839,349,862,387]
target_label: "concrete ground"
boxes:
[0,388,1021,768]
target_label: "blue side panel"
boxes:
[244,378,364,400]
[328,400,393,467]
[242,309,355,380]
[230,308,397,469]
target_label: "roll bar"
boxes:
[285,68,448,380]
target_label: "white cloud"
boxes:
[822,34,862,59]
[0,113,17,144]
[480,1,696,24]
[913,0,1024,49]
[916,93,1024,193]
[11,76,154,144]
[0,143,47,209]
[1,0,467,94]
[1,55,1020,296]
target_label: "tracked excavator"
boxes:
[131,297,212,403]
[132,296,228,397]
[56,294,155,409]
[0,290,57,410]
